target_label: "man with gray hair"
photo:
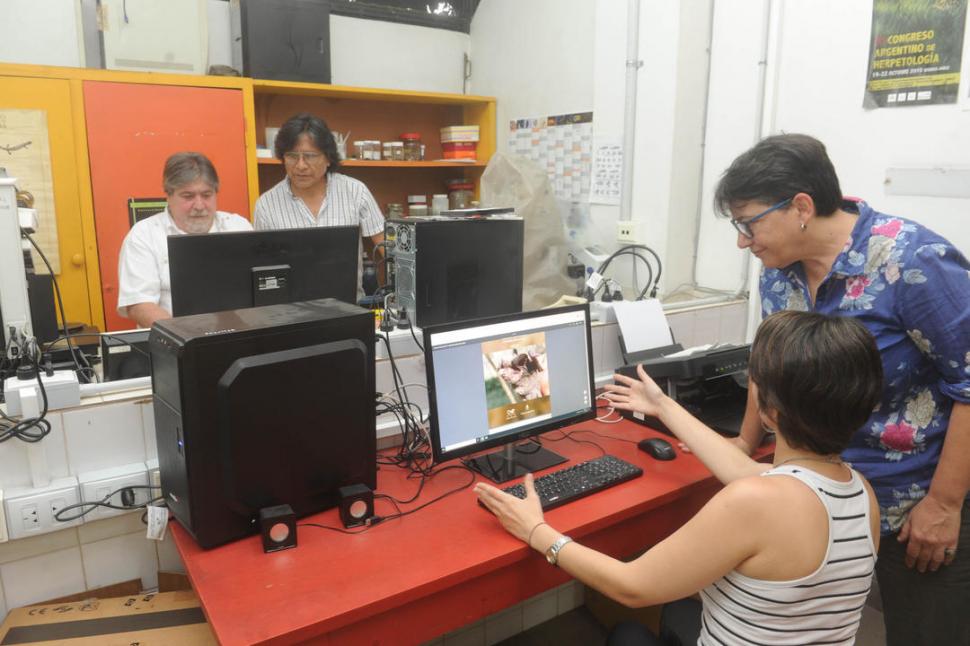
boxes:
[117,152,252,327]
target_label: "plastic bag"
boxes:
[480,153,574,309]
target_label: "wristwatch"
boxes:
[545,535,574,566]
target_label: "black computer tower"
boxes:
[101,329,152,381]
[385,216,524,329]
[150,299,375,548]
[230,0,331,83]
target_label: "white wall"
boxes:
[0,0,85,67]
[330,15,469,93]
[470,0,595,153]
[470,0,712,298]
[696,0,970,291]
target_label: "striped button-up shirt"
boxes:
[254,173,385,298]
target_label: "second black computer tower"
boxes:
[385,216,524,329]
[150,299,375,549]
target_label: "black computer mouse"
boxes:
[638,437,676,460]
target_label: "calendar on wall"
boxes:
[509,111,593,202]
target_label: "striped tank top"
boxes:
[698,464,876,645]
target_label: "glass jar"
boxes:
[382,141,395,160]
[387,203,405,218]
[430,194,448,216]
[407,194,427,217]
[400,133,422,161]
[390,141,405,160]
[352,140,367,160]
[446,180,475,210]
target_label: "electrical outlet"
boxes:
[617,221,638,243]
[78,462,149,520]
[146,457,161,491]
[3,477,82,540]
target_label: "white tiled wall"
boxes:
[0,300,746,625]
[62,401,147,474]
[0,392,181,621]
[0,546,85,610]
[0,412,70,489]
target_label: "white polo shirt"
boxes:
[253,173,385,298]
[117,209,252,318]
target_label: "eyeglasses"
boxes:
[730,197,793,239]
[282,151,326,166]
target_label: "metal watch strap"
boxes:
[546,535,573,566]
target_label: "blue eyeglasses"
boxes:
[730,197,793,238]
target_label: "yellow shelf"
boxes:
[257,158,486,168]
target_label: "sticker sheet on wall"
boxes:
[0,109,60,273]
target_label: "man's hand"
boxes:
[898,493,962,572]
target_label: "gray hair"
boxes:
[162,152,220,195]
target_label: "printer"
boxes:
[614,342,750,437]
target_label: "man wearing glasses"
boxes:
[254,113,385,299]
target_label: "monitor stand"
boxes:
[467,442,567,484]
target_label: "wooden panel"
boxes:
[84,81,250,331]
[0,75,92,328]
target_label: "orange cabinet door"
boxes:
[84,81,249,331]
[0,75,93,329]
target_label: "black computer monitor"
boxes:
[168,225,359,316]
[423,304,596,483]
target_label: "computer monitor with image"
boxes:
[423,304,596,483]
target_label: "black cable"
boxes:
[299,464,477,535]
[54,485,163,522]
[597,244,663,299]
[408,322,424,353]
[0,343,52,443]
[23,231,94,380]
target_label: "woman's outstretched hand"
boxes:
[602,364,667,418]
[475,473,545,545]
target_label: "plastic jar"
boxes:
[352,141,367,160]
[387,203,405,218]
[446,180,475,210]
[430,194,449,215]
[382,141,395,160]
[400,133,422,161]
[390,142,405,160]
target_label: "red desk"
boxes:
[172,420,766,645]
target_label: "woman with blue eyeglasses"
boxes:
[716,133,970,646]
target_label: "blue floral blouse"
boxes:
[760,200,970,534]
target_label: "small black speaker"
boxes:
[259,504,297,553]
[339,484,374,528]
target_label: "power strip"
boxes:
[3,370,81,416]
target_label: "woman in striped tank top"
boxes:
[476,310,883,645]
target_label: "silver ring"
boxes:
[944,547,956,557]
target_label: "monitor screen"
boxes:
[168,226,359,316]
[424,304,595,482]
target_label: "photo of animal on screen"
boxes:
[481,334,552,430]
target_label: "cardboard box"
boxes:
[0,590,216,645]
